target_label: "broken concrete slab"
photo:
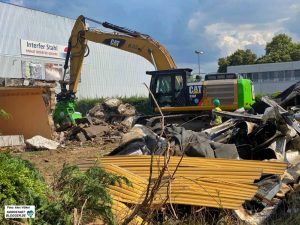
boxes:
[117,103,136,116]
[76,132,87,142]
[286,150,300,165]
[88,104,105,119]
[104,98,122,109]
[121,116,134,128]
[235,199,281,225]
[25,135,59,150]
[83,125,109,138]
[0,135,25,147]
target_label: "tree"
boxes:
[256,34,294,63]
[217,57,228,73]
[217,49,257,72]
[217,33,300,70]
[291,43,300,61]
[265,34,293,55]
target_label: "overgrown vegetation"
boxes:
[75,96,152,116]
[0,153,129,225]
[161,209,242,225]
[0,153,48,224]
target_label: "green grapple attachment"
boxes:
[53,99,82,126]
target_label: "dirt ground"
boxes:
[15,142,119,185]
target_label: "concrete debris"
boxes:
[108,124,239,159]
[88,103,105,119]
[103,98,122,109]
[58,98,137,144]
[83,125,109,138]
[117,103,136,116]
[76,132,87,142]
[108,124,167,156]
[120,116,135,128]
[235,200,281,225]
[25,135,59,150]
[0,135,25,147]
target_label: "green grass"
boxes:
[255,91,281,101]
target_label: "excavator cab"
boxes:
[148,68,192,109]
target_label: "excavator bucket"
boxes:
[0,87,54,139]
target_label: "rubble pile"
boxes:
[59,98,137,145]
[206,96,300,224]
[105,94,300,224]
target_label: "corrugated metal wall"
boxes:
[0,2,154,98]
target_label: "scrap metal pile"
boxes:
[77,90,300,224]
[78,156,286,224]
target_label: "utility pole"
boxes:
[195,50,204,76]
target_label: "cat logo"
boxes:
[110,39,120,47]
[189,85,202,95]
[103,38,125,48]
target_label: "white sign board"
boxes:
[21,39,67,59]
[5,205,35,218]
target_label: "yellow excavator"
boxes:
[54,15,254,130]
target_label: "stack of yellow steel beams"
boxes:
[77,155,287,216]
[111,200,144,225]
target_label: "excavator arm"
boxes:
[66,15,176,94]
[54,15,176,126]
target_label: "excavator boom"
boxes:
[54,15,176,126]
[66,15,176,94]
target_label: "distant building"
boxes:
[0,2,153,98]
[227,61,300,94]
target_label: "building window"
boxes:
[261,72,269,81]
[269,72,275,81]
[246,73,252,80]
[252,73,259,82]
[284,70,294,81]
[278,71,284,81]
[295,70,300,80]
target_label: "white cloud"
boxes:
[187,12,205,31]
[8,0,24,6]
[203,20,287,56]
[290,3,300,13]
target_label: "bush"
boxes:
[75,96,152,116]
[40,164,129,225]
[0,153,48,224]
[0,154,129,225]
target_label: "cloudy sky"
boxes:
[4,0,300,72]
